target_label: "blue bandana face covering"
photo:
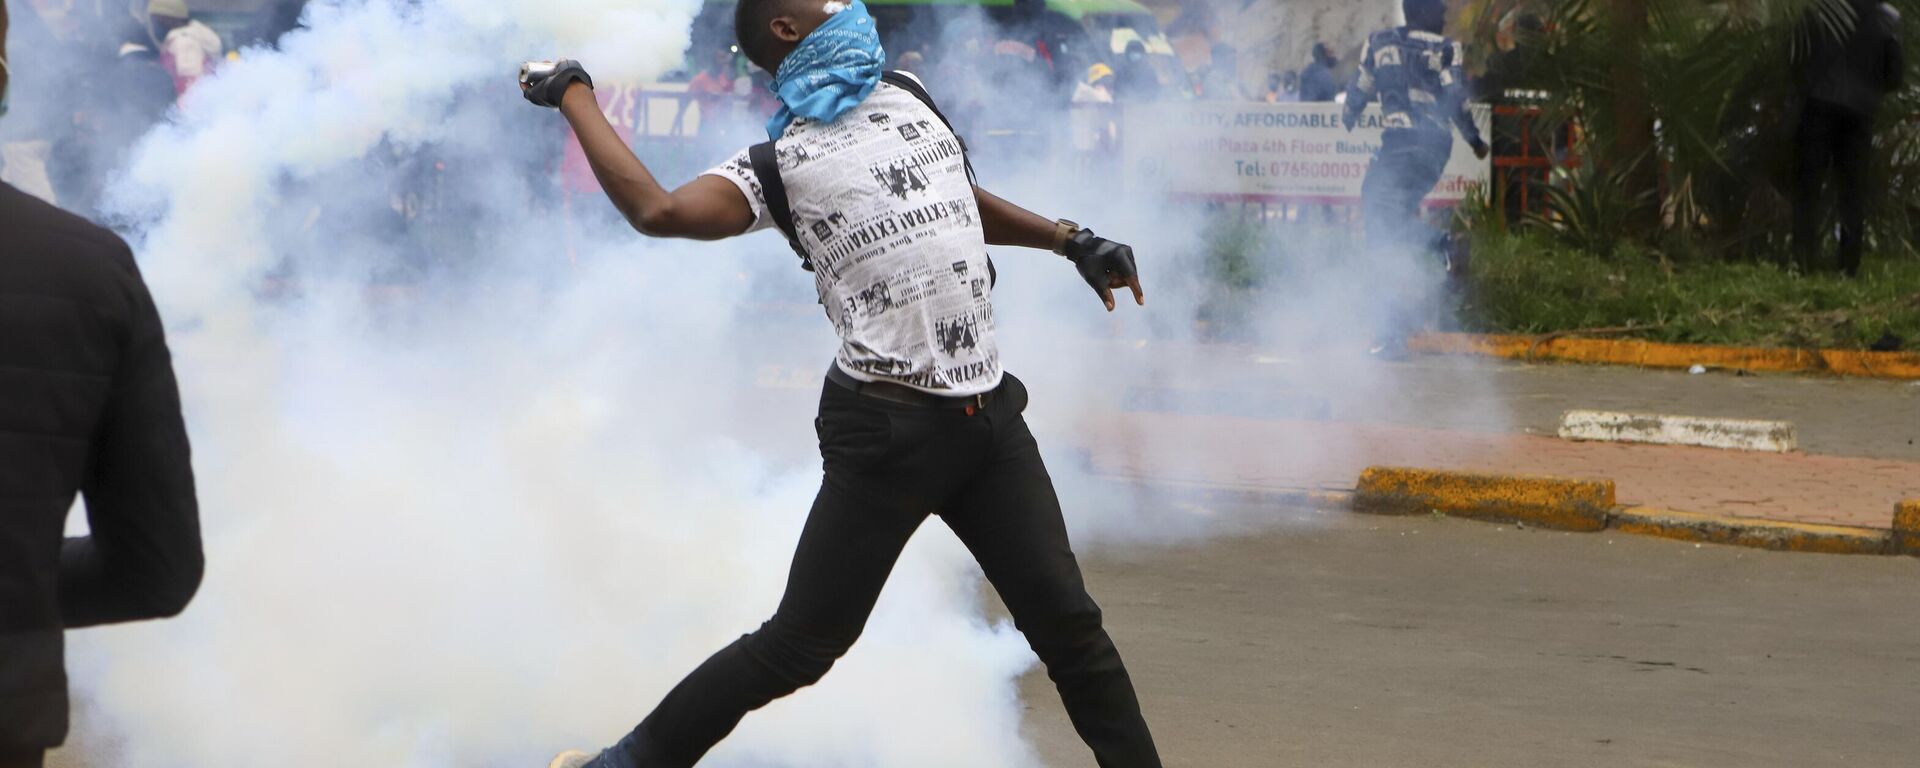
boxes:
[765,0,885,139]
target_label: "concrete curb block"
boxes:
[1611,506,1891,555]
[1895,500,1920,556]
[1557,409,1798,452]
[1407,332,1920,380]
[1353,466,1614,531]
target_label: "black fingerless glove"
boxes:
[523,59,594,108]
[1060,228,1138,297]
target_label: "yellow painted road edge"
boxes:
[1353,466,1615,532]
[1103,470,1920,557]
[1407,332,1920,380]
[1612,506,1890,555]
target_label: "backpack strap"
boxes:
[750,72,990,281]
[747,139,813,271]
[881,70,976,184]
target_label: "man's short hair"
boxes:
[735,0,803,73]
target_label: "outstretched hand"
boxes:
[1061,229,1145,312]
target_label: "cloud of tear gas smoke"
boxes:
[897,1,1501,548]
[58,1,1040,766]
[39,0,1498,764]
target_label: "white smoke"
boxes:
[61,1,1043,765]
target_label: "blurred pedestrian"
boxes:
[1299,41,1339,102]
[894,48,925,74]
[148,0,222,96]
[0,7,204,767]
[1792,0,1904,276]
[1343,0,1489,356]
[686,42,737,135]
[1114,39,1161,101]
[51,34,177,219]
[1262,70,1297,103]
[1195,42,1246,100]
[1074,62,1116,103]
[1072,63,1118,152]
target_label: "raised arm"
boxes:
[973,185,1144,311]
[1442,41,1489,157]
[527,62,755,239]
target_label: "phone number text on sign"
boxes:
[1120,102,1491,203]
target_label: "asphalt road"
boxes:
[1095,348,1920,462]
[1017,506,1920,768]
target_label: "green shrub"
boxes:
[1462,231,1920,349]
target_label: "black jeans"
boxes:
[599,372,1161,768]
[1793,99,1872,276]
[1361,128,1454,257]
[1359,128,1454,343]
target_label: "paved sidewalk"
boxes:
[1074,412,1920,529]
[1066,341,1920,460]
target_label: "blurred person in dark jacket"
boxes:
[1299,42,1338,102]
[1194,41,1246,100]
[1114,39,1161,102]
[49,30,177,221]
[1793,0,1904,276]
[0,7,204,767]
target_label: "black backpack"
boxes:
[749,71,982,276]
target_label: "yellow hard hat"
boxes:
[1087,63,1115,85]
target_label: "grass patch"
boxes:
[1461,232,1920,350]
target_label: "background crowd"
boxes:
[4,0,1917,344]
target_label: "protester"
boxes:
[686,43,735,98]
[1300,41,1339,102]
[1072,63,1119,152]
[1478,13,1543,101]
[1114,39,1162,101]
[1195,42,1246,100]
[0,7,205,767]
[1262,70,1297,103]
[893,48,925,74]
[50,29,178,220]
[1000,0,1085,92]
[1480,13,1546,222]
[1075,62,1116,103]
[1344,0,1489,356]
[520,0,1156,765]
[1792,0,1904,276]
[685,42,737,135]
[149,0,223,96]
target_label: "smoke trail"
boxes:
[60,2,1041,766]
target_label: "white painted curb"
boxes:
[1557,410,1798,453]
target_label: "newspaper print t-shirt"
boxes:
[704,76,1000,396]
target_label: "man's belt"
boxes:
[826,363,996,411]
